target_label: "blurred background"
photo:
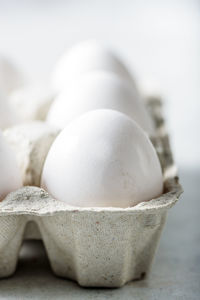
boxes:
[0,0,199,168]
[0,0,199,299]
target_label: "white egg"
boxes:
[0,56,24,95]
[42,109,163,208]
[47,71,154,135]
[0,130,22,201]
[52,40,135,91]
[9,83,55,122]
[0,92,19,129]
[4,121,59,186]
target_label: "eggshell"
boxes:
[0,92,19,129]
[52,40,135,91]
[42,109,163,208]
[4,121,59,186]
[9,83,55,122]
[0,130,22,201]
[47,71,154,135]
[0,56,24,95]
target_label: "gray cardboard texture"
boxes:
[0,98,182,287]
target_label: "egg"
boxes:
[9,83,55,122]
[0,56,24,96]
[0,92,19,129]
[52,40,135,91]
[0,130,22,201]
[4,121,59,186]
[42,109,163,208]
[47,71,154,135]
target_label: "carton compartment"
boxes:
[0,98,183,287]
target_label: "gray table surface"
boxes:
[0,167,199,300]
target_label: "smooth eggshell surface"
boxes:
[52,40,135,91]
[42,109,163,208]
[0,130,22,201]
[47,71,154,135]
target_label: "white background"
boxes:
[0,0,199,168]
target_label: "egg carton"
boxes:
[0,97,182,288]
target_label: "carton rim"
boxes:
[0,98,183,217]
